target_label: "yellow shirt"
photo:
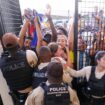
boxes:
[69,51,74,63]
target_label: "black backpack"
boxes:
[40,82,71,105]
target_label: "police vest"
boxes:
[32,66,47,88]
[40,82,71,105]
[88,66,105,97]
[0,50,33,91]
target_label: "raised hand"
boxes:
[24,9,31,22]
[33,9,38,17]
[24,8,34,23]
[45,4,51,17]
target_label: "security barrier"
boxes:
[75,0,105,69]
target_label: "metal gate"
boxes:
[73,1,105,105]
[75,0,105,69]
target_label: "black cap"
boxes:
[43,33,51,44]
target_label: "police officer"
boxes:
[33,46,51,88]
[0,33,38,105]
[25,62,80,105]
[69,51,105,105]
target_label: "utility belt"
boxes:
[90,95,105,105]
[92,95,105,99]
[9,90,28,105]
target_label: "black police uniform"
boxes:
[32,66,48,88]
[86,66,105,105]
[40,82,71,105]
[0,50,34,105]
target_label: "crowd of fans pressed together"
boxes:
[0,4,105,105]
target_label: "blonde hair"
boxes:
[57,35,68,42]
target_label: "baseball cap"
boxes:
[2,33,18,48]
[43,33,51,44]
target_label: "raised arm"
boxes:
[45,4,57,42]
[68,18,74,51]
[34,13,43,54]
[18,9,31,48]
[18,20,30,48]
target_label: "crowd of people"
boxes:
[0,4,105,105]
